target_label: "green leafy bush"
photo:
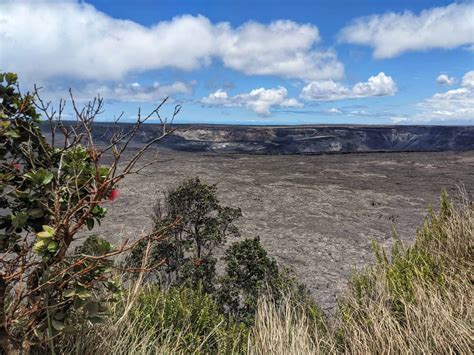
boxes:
[0,72,177,353]
[219,237,325,326]
[218,237,279,322]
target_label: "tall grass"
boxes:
[247,296,336,354]
[334,189,473,353]
[59,191,473,354]
[61,285,248,354]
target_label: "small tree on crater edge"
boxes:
[127,178,242,293]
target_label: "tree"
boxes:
[0,72,180,353]
[217,237,280,322]
[127,178,242,293]
[127,178,316,324]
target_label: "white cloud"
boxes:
[412,70,474,122]
[201,89,230,106]
[461,70,474,88]
[339,2,474,58]
[391,116,408,124]
[348,109,370,116]
[0,0,343,82]
[301,81,349,101]
[41,80,195,102]
[202,87,302,116]
[326,107,342,114]
[436,74,455,86]
[300,72,397,101]
[217,20,344,80]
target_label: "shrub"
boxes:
[128,286,247,353]
[219,237,326,326]
[218,237,280,323]
[0,72,179,353]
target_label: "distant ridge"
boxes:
[41,123,474,154]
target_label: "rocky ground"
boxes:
[94,150,474,312]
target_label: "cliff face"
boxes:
[45,123,474,154]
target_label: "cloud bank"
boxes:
[339,2,474,58]
[412,70,474,122]
[0,0,343,82]
[44,80,196,103]
[300,72,397,101]
[202,87,302,116]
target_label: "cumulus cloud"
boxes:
[85,81,193,102]
[339,2,474,58]
[300,72,397,101]
[436,74,455,86]
[36,80,195,103]
[201,89,231,106]
[326,107,342,114]
[217,21,343,80]
[0,0,343,82]
[202,87,302,116]
[461,70,474,88]
[413,70,474,122]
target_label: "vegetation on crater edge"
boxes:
[1,72,472,354]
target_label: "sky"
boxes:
[0,0,473,125]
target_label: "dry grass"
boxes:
[333,189,473,354]
[247,296,336,354]
[335,275,472,353]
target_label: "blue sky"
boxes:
[1,0,473,125]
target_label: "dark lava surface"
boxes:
[94,150,474,312]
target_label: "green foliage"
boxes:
[21,237,121,354]
[127,178,242,293]
[0,72,158,353]
[1,73,53,251]
[128,286,248,353]
[217,237,325,326]
[340,191,459,323]
[0,75,112,256]
[218,237,279,322]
